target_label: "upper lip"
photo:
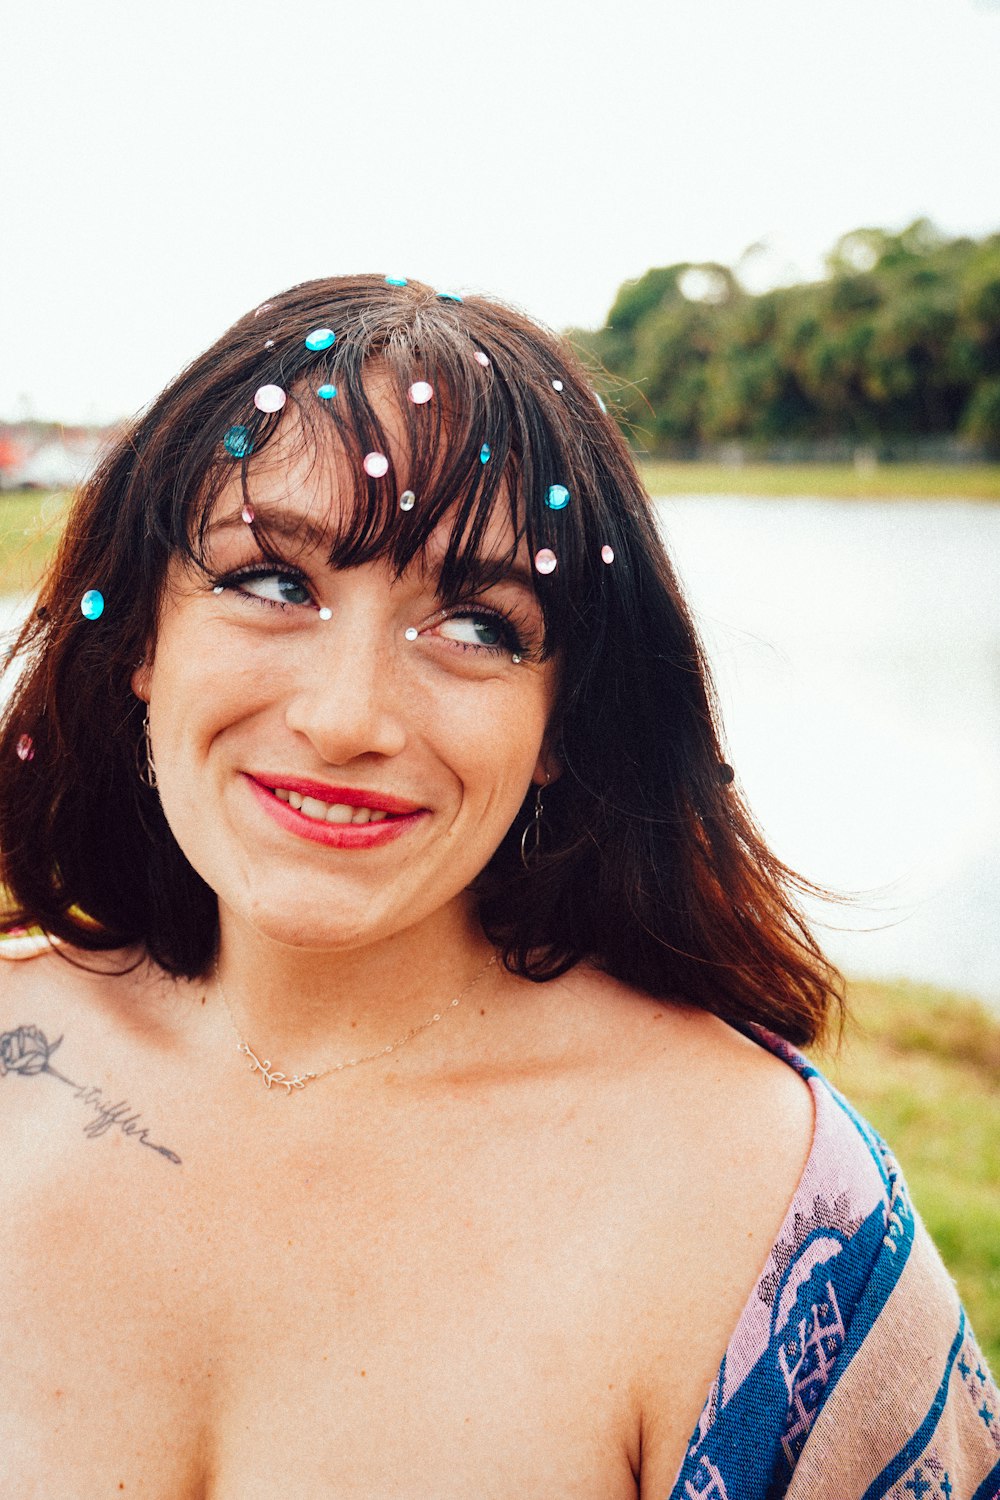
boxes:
[246,773,425,816]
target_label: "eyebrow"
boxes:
[206,504,332,551]
[207,503,539,598]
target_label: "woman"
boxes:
[0,275,995,1498]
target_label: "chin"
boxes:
[236,896,377,953]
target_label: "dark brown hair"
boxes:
[0,274,841,1044]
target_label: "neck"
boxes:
[211,897,496,1068]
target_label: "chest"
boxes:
[0,1084,681,1499]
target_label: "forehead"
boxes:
[207,376,529,586]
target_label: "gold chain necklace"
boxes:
[214,953,497,1095]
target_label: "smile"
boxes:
[243,774,427,850]
[273,789,389,825]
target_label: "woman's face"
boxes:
[132,414,558,955]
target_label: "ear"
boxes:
[131,656,152,704]
[532,739,562,787]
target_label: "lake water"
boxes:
[654,496,1000,1010]
[2,495,997,1008]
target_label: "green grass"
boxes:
[814,979,1000,1371]
[640,461,1000,500]
[0,490,70,596]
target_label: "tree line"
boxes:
[573,220,1000,456]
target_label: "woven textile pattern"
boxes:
[668,1031,1000,1500]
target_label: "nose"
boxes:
[283,607,408,766]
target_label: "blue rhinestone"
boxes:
[81,589,105,621]
[223,424,252,458]
[479,444,491,464]
[546,484,570,510]
[385,275,408,287]
[316,384,338,400]
[304,328,336,352]
[437,291,463,303]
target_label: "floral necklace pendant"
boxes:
[237,1041,317,1094]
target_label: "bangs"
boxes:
[164,279,627,662]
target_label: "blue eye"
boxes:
[439,615,505,648]
[215,569,312,608]
[243,574,310,606]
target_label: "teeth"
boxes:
[271,788,395,824]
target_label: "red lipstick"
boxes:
[243,773,427,849]
[248,773,423,816]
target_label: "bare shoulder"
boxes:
[552,963,815,1176]
[536,966,816,1493]
[0,936,168,1098]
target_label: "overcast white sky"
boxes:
[2,0,998,423]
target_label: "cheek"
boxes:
[435,685,551,801]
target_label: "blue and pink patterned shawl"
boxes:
[668,1031,1000,1500]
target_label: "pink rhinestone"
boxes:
[363,452,390,478]
[474,351,490,367]
[241,505,255,524]
[408,381,434,405]
[254,384,286,413]
[534,548,557,576]
[601,545,615,564]
[15,734,34,762]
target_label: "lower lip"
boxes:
[244,776,427,849]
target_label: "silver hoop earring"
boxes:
[140,712,158,790]
[519,781,546,870]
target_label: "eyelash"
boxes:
[436,604,526,658]
[211,563,311,611]
[208,564,531,658]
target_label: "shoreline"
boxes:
[638,460,1000,501]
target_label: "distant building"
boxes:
[0,423,112,491]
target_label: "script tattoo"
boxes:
[0,1024,181,1165]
